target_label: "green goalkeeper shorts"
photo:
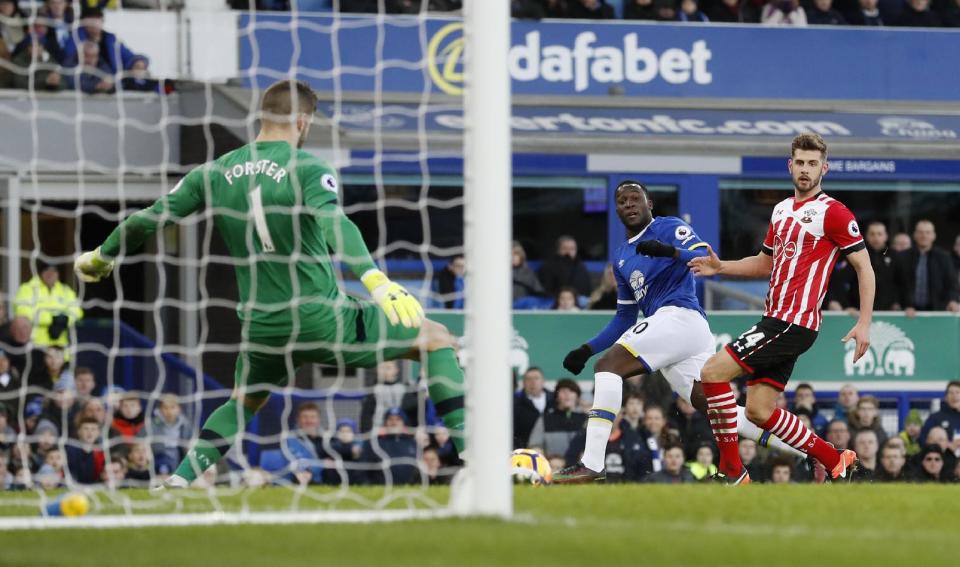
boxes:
[234,297,420,391]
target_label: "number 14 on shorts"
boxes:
[732,326,764,353]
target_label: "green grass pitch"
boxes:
[0,484,957,567]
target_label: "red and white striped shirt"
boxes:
[761,192,864,331]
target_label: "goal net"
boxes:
[0,0,510,528]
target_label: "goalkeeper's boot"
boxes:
[552,462,605,484]
[829,449,859,482]
[711,466,751,485]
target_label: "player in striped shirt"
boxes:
[552,180,806,484]
[689,133,875,484]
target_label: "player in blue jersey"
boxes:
[552,180,803,483]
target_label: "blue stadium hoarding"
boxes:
[239,14,960,101]
[324,102,960,141]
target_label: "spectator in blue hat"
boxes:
[22,398,44,435]
[361,407,419,485]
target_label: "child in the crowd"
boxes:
[35,448,66,490]
[125,441,152,485]
[151,394,191,475]
[110,392,145,439]
[67,417,105,484]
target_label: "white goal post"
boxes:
[0,0,512,528]
[460,0,513,518]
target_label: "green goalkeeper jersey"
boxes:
[101,140,377,337]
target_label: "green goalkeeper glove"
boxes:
[361,270,424,329]
[74,247,115,282]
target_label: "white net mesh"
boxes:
[0,2,499,527]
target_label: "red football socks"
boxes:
[761,407,841,470]
[703,382,743,477]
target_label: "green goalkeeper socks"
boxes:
[173,399,255,482]
[426,348,466,454]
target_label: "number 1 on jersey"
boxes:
[250,185,276,253]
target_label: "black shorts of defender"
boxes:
[723,316,818,391]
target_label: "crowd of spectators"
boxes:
[827,219,960,314]
[510,236,615,311]
[513,370,960,483]
[451,219,960,314]
[0,0,169,93]
[0,260,193,490]
[0,297,194,490]
[237,0,960,27]
[2,284,960,488]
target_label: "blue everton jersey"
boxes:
[613,216,707,319]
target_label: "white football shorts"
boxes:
[614,306,715,403]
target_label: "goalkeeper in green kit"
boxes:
[75,80,466,488]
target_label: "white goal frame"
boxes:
[0,0,512,529]
[458,0,513,518]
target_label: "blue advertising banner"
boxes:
[325,102,960,142]
[240,14,960,101]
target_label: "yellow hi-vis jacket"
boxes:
[14,276,84,349]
